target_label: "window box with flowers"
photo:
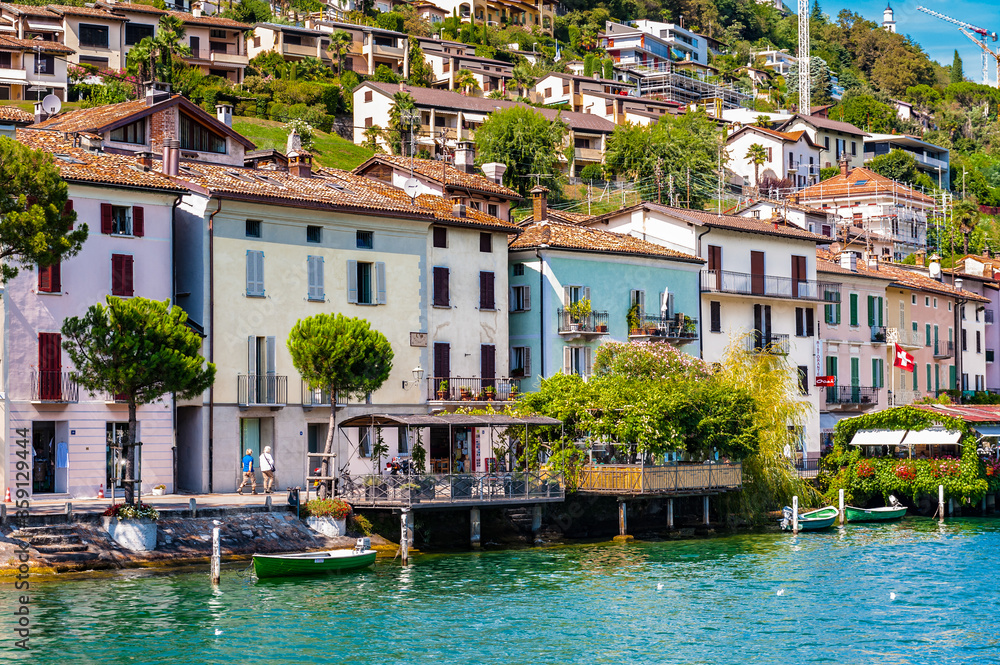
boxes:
[102,503,159,551]
[302,498,352,537]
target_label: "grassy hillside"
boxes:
[232,117,373,172]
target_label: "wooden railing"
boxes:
[573,463,742,495]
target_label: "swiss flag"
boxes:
[893,343,915,372]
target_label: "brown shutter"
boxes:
[38,264,51,292]
[123,255,134,296]
[433,267,450,307]
[791,255,806,298]
[479,271,495,309]
[708,245,722,290]
[480,232,492,252]
[481,344,495,387]
[806,307,815,337]
[751,251,765,295]
[710,301,721,332]
[101,203,113,234]
[434,342,450,381]
[111,254,123,295]
[38,332,62,400]
[132,206,144,237]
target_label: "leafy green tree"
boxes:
[362,124,385,153]
[0,137,86,282]
[287,314,393,497]
[453,68,480,95]
[221,0,271,24]
[474,106,568,197]
[372,64,400,83]
[327,30,353,76]
[388,91,417,156]
[407,37,434,87]
[745,143,768,189]
[788,55,832,106]
[829,93,898,132]
[511,61,536,98]
[951,50,964,84]
[154,14,191,88]
[62,297,216,505]
[867,149,920,184]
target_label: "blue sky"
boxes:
[816,0,1000,84]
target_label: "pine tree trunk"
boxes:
[319,384,337,499]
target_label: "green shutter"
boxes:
[826,356,838,380]
[950,365,957,390]
[849,293,858,326]
[867,295,875,326]
[926,364,931,392]
[850,357,859,386]
[925,323,931,347]
[878,298,884,326]
[914,363,919,391]
[935,364,940,392]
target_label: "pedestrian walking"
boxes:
[237,448,257,495]
[260,446,276,494]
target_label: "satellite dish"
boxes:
[928,261,942,278]
[403,178,420,199]
[41,94,61,115]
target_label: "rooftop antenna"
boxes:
[797,0,810,113]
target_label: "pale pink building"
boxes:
[1,129,184,499]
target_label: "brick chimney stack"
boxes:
[288,151,312,178]
[839,157,850,177]
[531,185,549,222]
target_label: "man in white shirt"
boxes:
[260,446,276,494]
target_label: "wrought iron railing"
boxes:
[426,377,520,401]
[700,269,839,301]
[238,374,287,407]
[300,382,344,408]
[745,332,790,355]
[573,462,742,494]
[891,328,923,347]
[871,325,886,343]
[337,470,564,506]
[825,385,878,405]
[629,314,698,340]
[557,309,609,334]
[30,370,79,402]
[933,341,954,359]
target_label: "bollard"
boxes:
[470,507,481,548]
[0,503,6,526]
[703,495,710,526]
[531,504,542,533]
[666,498,674,530]
[400,509,410,565]
[65,502,73,523]
[189,498,197,518]
[211,527,221,585]
[618,500,627,536]
[839,489,845,526]
[792,496,799,534]
[938,485,945,521]
[265,495,272,513]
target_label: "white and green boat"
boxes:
[253,539,376,579]
[845,496,907,522]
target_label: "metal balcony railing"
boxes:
[745,332,790,355]
[933,341,955,359]
[629,314,698,340]
[871,325,887,343]
[338,470,563,507]
[891,328,923,348]
[825,385,878,405]
[301,382,344,409]
[30,370,79,403]
[238,374,287,407]
[427,377,521,401]
[700,270,839,301]
[557,309,610,334]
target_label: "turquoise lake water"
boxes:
[3,518,1000,663]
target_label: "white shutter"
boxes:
[563,346,572,374]
[637,290,644,314]
[584,347,592,378]
[246,250,255,295]
[524,346,531,377]
[266,336,276,374]
[523,285,531,311]
[563,286,571,307]
[583,286,591,302]
[255,250,265,295]
[247,336,257,375]
[667,293,675,318]
[347,260,358,303]
[307,255,324,301]
[376,261,387,304]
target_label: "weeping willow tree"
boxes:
[714,335,819,524]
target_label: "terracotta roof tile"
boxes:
[166,11,250,29]
[0,35,74,53]
[780,113,867,137]
[47,5,126,19]
[0,4,60,17]
[32,98,152,132]
[103,2,167,14]
[0,104,34,123]
[816,257,894,280]
[511,220,703,262]
[352,154,520,200]
[17,128,186,192]
[546,209,596,225]
[796,166,934,204]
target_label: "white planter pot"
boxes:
[102,516,158,552]
[305,515,347,538]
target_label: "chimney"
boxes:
[455,140,475,174]
[955,277,964,291]
[288,150,312,178]
[286,129,302,155]
[192,1,202,17]
[452,203,466,218]
[868,255,879,271]
[144,81,171,106]
[839,157,850,177]
[915,249,926,267]
[481,162,506,185]
[531,185,549,223]
[162,138,180,176]
[136,151,153,170]
[33,101,46,125]
[840,251,858,272]
[215,103,233,127]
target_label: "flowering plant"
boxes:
[985,460,1000,477]
[856,460,875,478]
[894,462,916,482]
[931,458,961,478]
[302,498,351,520]
[103,502,159,521]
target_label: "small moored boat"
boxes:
[845,496,907,522]
[781,505,839,531]
[253,538,376,579]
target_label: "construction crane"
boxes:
[798,0,810,113]
[916,5,999,86]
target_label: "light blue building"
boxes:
[508,191,704,392]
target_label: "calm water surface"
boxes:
[3,518,1000,664]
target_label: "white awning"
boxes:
[461,113,487,123]
[849,429,906,446]
[900,428,962,446]
[26,20,63,31]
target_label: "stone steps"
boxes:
[42,551,101,563]
[11,524,99,562]
[35,543,90,554]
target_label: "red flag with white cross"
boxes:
[893,343,915,372]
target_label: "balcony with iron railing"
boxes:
[427,377,521,402]
[871,325,887,343]
[825,385,879,406]
[557,309,609,338]
[744,332,790,355]
[30,370,79,403]
[933,340,955,359]
[238,374,287,408]
[700,270,839,302]
[890,327,923,349]
[300,382,345,409]
[629,314,698,342]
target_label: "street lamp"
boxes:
[403,365,424,390]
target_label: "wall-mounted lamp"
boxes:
[402,365,424,390]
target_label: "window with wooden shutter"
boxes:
[481,344,495,386]
[511,285,530,312]
[111,254,134,296]
[433,226,447,248]
[375,261,386,304]
[132,206,144,237]
[307,255,324,301]
[795,307,804,337]
[101,202,113,234]
[480,232,492,252]
[479,271,495,309]
[246,250,265,297]
[433,266,450,307]
[433,342,450,382]
[38,332,62,400]
[347,259,358,303]
[38,262,61,293]
[849,293,858,326]
[709,301,721,332]
[806,307,814,337]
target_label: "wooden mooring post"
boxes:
[618,500,627,536]
[210,527,221,585]
[938,485,945,522]
[702,496,710,526]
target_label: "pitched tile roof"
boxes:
[16,128,186,192]
[815,257,895,280]
[780,113,867,137]
[795,166,934,204]
[103,2,167,14]
[166,10,251,29]
[546,209,596,225]
[352,154,520,200]
[511,219,702,262]
[362,81,618,134]
[0,104,34,123]
[47,5,126,20]
[912,404,1000,423]
[0,34,74,53]
[0,4,60,17]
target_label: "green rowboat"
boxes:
[782,505,839,531]
[253,548,376,579]
[844,505,907,522]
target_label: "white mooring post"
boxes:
[702,496,710,525]
[211,527,221,585]
[839,489,845,525]
[792,495,799,534]
[470,507,481,548]
[667,498,674,529]
[938,485,945,522]
[400,508,410,565]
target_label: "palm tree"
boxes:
[328,30,352,75]
[154,14,190,88]
[511,62,535,99]
[125,36,156,95]
[388,91,417,155]
[453,68,479,96]
[753,115,772,128]
[745,143,768,192]
[954,199,981,255]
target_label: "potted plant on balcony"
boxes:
[484,385,496,400]
[509,383,519,399]
[302,497,351,537]
[102,502,159,552]
[627,302,641,335]
[682,315,696,337]
[460,386,472,400]
[437,380,448,400]
[566,298,591,331]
